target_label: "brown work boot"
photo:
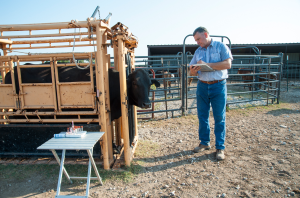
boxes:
[193,144,211,153]
[216,149,225,160]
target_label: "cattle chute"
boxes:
[0,15,139,169]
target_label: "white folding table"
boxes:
[37,132,104,198]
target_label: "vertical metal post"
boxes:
[286,55,289,92]
[91,6,100,18]
[252,56,255,100]
[86,150,92,197]
[161,58,168,118]
[266,58,271,106]
[56,149,66,196]
[278,53,283,104]
[185,52,192,112]
[182,34,193,115]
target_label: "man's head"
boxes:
[193,27,211,48]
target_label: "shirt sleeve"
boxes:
[189,48,199,65]
[189,54,197,65]
[220,43,233,61]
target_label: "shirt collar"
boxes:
[199,38,214,50]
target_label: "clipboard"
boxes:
[192,64,215,72]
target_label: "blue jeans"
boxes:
[196,79,227,150]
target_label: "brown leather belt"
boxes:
[200,79,225,84]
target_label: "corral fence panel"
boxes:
[127,52,283,120]
[283,56,300,91]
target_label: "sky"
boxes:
[0,0,299,56]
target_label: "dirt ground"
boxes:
[1,83,300,198]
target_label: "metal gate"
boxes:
[131,44,283,119]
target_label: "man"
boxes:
[189,27,232,160]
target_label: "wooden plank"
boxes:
[131,52,139,140]
[59,84,94,108]
[0,53,94,61]
[4,44,95,50]
[117,36,131,167]
[0,85,15,108]
[104,51,113,162]
[113,42,119,70]
[0,110,97,115]
[56,63,94,67]
[50,58,58,110]
[0,119,100,123]
[0,32,89,39]
[0,20,109,31]
[11,37,94,45]
[89,54,95,109]
[0,39,12,44]
[96,26,109,170]
[54,59,62,111]
[22,86,55,108]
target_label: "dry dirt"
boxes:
[0,83,300,198]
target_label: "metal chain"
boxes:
[73,27,91,70]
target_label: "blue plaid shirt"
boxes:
[190,39,233,81]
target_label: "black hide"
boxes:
[5,66,160,121]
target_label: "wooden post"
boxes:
[102,32,113,162]
[131,52,138,139]
[117,35,131,167]
[50,57,58,111]
[113,41,122,146]
[96,26,109,170]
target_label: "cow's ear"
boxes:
[151,79,160,88]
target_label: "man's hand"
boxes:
[189,64,201,76]
[197,59,206,64]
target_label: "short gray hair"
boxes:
[193,27,209,36]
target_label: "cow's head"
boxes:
[127,69,160,108]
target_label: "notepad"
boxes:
[192,64,215,72]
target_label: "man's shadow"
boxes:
[133,150,217,174]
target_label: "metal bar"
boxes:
[87,149,103,185]
[69,177,99,180]
[150,98,181,103]
[55,196,87,198]
[231,63,281,67]
[91,6,100,18]
[267,58,271,106]
[56,149,66,196]
[137,108,181,115]
[138,66,180,70]
[226,97,277,105]
[86,151,92,197]
[278,53,283,104]
[136,55,182,59]
[286,55,289,92]
[51,149,72,184]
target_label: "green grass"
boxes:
[135,140,160,158]
[0,140,161,184]
[0,162,142,184]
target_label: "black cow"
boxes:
[4,65,160,121]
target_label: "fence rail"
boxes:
[131,53,284,120]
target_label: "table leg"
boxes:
[56,149,67,196]
[87,149,103,185]
[85,149,92,197]
[51,149,72,184]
